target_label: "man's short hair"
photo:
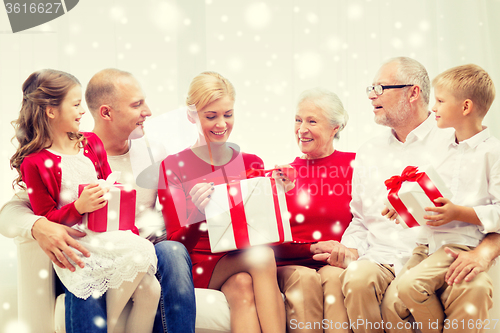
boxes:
[432,64,496,116]
[85,68,133,114]
[386,57,430,107]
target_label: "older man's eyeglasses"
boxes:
[366,84,414,96]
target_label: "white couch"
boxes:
[16,236,500,333]
[16,237,231,333]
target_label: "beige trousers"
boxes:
[340,260,396,333]
[382,244,493,333]
[278,265,351,333]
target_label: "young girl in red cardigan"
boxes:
[10,69,159,333]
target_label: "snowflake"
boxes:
[229,186,238,196]
[110,6,126,21]
[228,58,243,71]
[348,261,359,271]
[206,294,216,304]
[196,267,204,274]
[189,43,200,54]
[312,231,322,240]
[464,302,478,315]
[419,21,430,31]
[332,222,342,234]
[44,159,54,168]
[93,316,106,328]
[90,238,101,247]
[245,2,271,29]
[295,213,305,223]
[325,295,336,304]
[104,242,115,251]
[306,12,318,24]
[296,52,323,79]
[348,4,363,19]
[392,38,403,49]
[38,269,49,279]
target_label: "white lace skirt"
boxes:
[55,229,157,300]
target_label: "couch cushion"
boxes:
[195,289,231,333]
[54,288,231,333]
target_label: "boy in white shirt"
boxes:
[383,64,500,333]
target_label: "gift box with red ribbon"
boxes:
[384,165,452,228]
[205,174,293,253]
[78,173,137,234]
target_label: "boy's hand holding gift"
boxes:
[383,165,453,228]
[423,197,460,226]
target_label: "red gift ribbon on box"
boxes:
[384,166,444,228]
[78,183,138,235]
[226,175,286,249]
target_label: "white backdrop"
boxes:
[1,0,500,330]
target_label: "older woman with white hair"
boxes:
[273,88,355,333]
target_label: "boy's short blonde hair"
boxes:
[432,64,496,116]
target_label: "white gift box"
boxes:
[205,177,293,253]
[384,165,452,228]
[78,172,137,234]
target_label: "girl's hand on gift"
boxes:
[381,206,399,223]
[272,165,296,193]
[74,183,109,214]
[424,197,459,226]
[190,182,214,214]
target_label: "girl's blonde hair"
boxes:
[186,71,235,111]
[10,69,84,189]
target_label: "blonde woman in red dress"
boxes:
[158,71,285,333]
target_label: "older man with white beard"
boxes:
[322,57,499,333]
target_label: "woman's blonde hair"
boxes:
[10,69,84,189]
[186,71,235,111]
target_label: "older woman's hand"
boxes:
[312,241,358,269]
[326,244,358,268]
[190,182,215,214]
[272,165,296,193]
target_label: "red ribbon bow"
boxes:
[384,166,421,194]
[384,166,444,228]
